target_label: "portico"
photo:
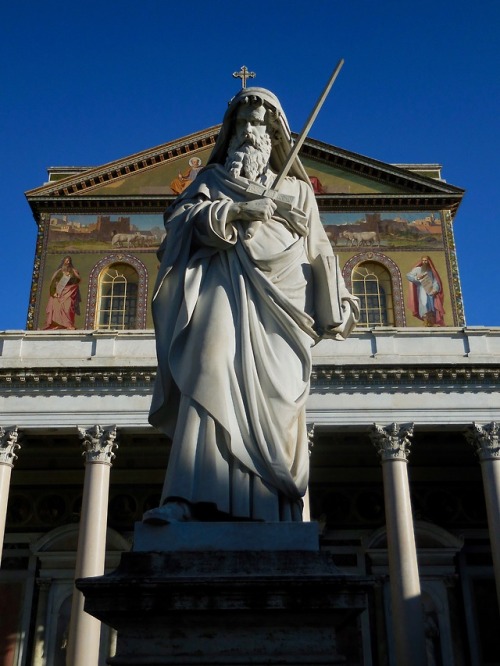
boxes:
[1,328,500,663]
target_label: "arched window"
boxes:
[351,261,394,327]
[96,263,139,330]
[85,254,148,330]
[343,252,406,327]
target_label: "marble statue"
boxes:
[146,87,359,524]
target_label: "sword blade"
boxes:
[272,58,344,191]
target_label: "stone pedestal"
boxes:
[78,523,369,665]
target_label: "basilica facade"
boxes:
[1,126,499,665]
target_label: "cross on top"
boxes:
[233,66,256,89]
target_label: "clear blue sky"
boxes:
[1,0,498,329]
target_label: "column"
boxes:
[303,422,316,522]
[466,421,500,611]
[370,422,427,666]
[66,425,118,666]
[0,426,21,564]
[32,578,51,665]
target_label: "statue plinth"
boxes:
[77,522,370,665]
[133,519,321,552]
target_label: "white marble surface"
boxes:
[2,327,500,366]
[1,328,499,430]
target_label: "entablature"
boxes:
[1,328,499,399]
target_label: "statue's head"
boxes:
[227,90,283,139]
[208,87,310,184]
[224,94,276,180]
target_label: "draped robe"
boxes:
[44,269,81,330]
[407,257,445,326]
[149,164,357,521]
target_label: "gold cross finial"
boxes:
[233,66,256,89]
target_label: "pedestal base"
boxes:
[78,523,370,665]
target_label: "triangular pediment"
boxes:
[26,126,464,214]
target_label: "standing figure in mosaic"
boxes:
[406,255,445,326]
[43,256,81,330]
[147,88,359,523]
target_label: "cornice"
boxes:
[311,365,500,393]
[27,195,174,217]
[27,192,462,220]
[25,130,464,220]
[1,365,499,393]
[25,128,220,200]
[0,368,156,391]
[300,139,464,196]
[315,192,461,214]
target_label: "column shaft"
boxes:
[382,459,427,666]
[466,422,500,613]
[77,462,111,576]
[479,458,500,610]
[0,427,20,565]
[66,462,111,666]
[32,579,51,665]
[66,425,117,666]
[371,423,426,666]
[0,464,13,564]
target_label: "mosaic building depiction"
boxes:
[1,119,500,665]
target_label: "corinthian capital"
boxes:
[466,422,500,462]
[370,422,414,462]
[78,425,118,464]
[0,427,21,466]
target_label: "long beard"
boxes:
[225,133,272,181]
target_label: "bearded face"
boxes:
[420,257,430,270]
[224,103,273,181]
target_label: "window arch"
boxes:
[343,252,406,327]
[85,254,148,329]
[96,263,139,330]
[351,262,394,327]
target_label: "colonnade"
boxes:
[0,422,500,666]
[0,424,118,666]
